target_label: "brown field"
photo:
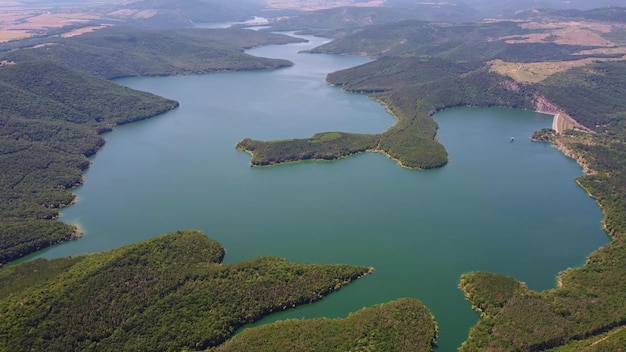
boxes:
[489,55,626,83]
[9,13,98,30]
[501,20,624,47]
[0,0,120,42]
[61,25,110,38]
[107,9,158,20]
[0,8,103,42]
[0,31,32,42]
[490,19,626,83]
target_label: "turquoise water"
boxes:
[35,34,607,350]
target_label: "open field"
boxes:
[61,25,109,38]
[489,53,626,83]
[0,31,32,42]
[504,20,621,46]
[489,20,626,82]
[0,10,101,42]
[0,1,125,42]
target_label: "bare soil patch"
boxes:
[489,56,626,83]
[490,19,626,83]
[501,20,624,47]
[0,2,104,42]
[61,25,109,38]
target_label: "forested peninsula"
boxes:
[0,230,383,350]
[1,27,304,80]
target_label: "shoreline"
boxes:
[533,98,609,237]
[368,148,412,169]
[550,135,615,240]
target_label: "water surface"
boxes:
[37,34,607,351]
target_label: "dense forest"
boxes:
[211,298,437,352]
[308,20,610,61]
[0,61,177,264]
[265,5,482,34]
[0,27,304,79]
[0,231,392,351]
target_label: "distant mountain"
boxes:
[269,4,481,31]
[106,0,265,27]
[1,27,301,79]
[550,6,626,22]
[385,0,625,18]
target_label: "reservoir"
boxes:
[37,34,608,350]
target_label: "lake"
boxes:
[36,33,608,351]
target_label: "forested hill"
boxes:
[115,0,264,27]
[546,6,626,22]
[265,5,481,34]
[308,20,618,62]
[0,230,383,351]
[0,61,178,264]
[211,298,437,352]
[0,27,304,79]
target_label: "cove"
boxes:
[35,34,608,350]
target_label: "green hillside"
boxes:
[211,298,436,352]
[0,230,375,351]
[309,20,614,62]
[1,27,304,79]
[0,61,177,264]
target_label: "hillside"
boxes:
[265,5,481,35]
[0,61,178,264]
[211,298,436,352]
[0,231,379,351]
[308,19,617,62]
[1,27,304,79]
